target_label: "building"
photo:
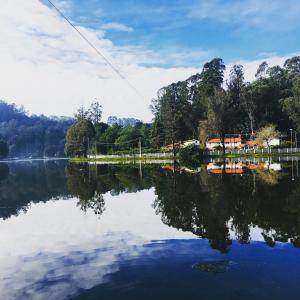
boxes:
[206,137,280,150]
[206,137,242,150]
[182,139,200,147]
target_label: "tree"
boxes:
[255,61,268,79]
[150,117,164,148]
[151,81,192,154]
[282,77,300,131]
[64,120,95,157]
[284,56,300,74]
[74,105,89,121]
[0,140,9,159]
[227,64,246,131]
[207,89,229,155]
[200,58,226,95]
[242,84,256,135]
[88,101,102,125]
[255,125,280,151]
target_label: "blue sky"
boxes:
[1,0,300,121]
[52,0,300,67]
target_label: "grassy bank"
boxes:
[71,155,177,163]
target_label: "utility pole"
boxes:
[295,131,298,150]
[95,141,97,159]
[138,137,142,159]
[290,129,293,152]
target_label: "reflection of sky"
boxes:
[0,189,287,299]
[0,189,196,299]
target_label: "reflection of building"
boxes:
[207,162,258,174]
[207,161,282,174]
[264,162,281,171]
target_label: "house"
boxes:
[206,137,280,150]
[206,137,242,150]
[264,138,280,148]
[182,139,200,147]
[162,139,200,150]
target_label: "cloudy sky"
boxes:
[1,0,300,121]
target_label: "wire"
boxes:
[96,137,140,145]
[46,0,146,102]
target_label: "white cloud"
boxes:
[101,22,134,32]
[0,190,196,299]
[0,0,199,121]
[0,0,297,122]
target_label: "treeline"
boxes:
[151,56,300,150]
[0,101,73,157]
[65,102,152,157]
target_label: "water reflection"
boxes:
[0,160,68,219]
[0,160,300,299]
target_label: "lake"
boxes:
[0,158,300,300]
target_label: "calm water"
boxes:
[0,159,300,300]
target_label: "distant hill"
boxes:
[107,116,142,127]
[0,100,74,158]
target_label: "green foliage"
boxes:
[255,124,280,148]
[0,100,72,158]
[282,76,300,131]
[0,140,9,159]
[150,55,300,150]
[65,120,95,157]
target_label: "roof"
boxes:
[209,169,244,174]
[207,138,242,143]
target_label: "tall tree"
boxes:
[227,64,246,132]
[255,61,268,79]
[64,120,95,157]
[282,77,300,131]
[74,105,89,122]
[200,58,226,95]
[88,101,102,125]
[284,56,300,74]
[207,89,229,155]
[241,84,256,135]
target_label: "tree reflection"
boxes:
[0,161,68,220]
[3,160,299,253]
[153,163,300,252]
[0,163,9,182]
[65,163,105,216]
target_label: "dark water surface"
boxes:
[0,159,300,299]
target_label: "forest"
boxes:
[1,55,300,158]
[0,101,73,158]
[150,56,300,149]
[65,55,300,157]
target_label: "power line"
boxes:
[46,0,146,102]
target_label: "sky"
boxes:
[1,0,300,122]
